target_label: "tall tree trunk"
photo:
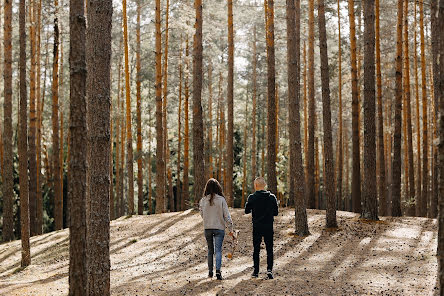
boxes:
[251,26,257,185]
[430,0,439,219]
[2,0,14,242]
[119,70,125,216]
[136,0,143,215]
[336,0,343,212]
[123,0,134,215]
[419,0,428,217]
[403,0,415,216]
[375,0,386,216]
[303,42,308,187]
[182,40,190,211]
[86,0,112,291]
[155,0,165,213]
[414,0,421,217]
[52,0,62,230]
[176,45,183,211]
[28,0,38,236]
[266,0,277,195]
[35,0,43,235]
[287,0,308,235]
[208,61,213,180]
[307,0,316,209]
[19,0,30,266]
[317,0,336,227]
[163,0,173,212]
[192,0,205,206]
[226,0,234,206]
[436,0,444,290]
[348,0,361,213]
[391,0,404,217]
[68,0,87,290]
[241,102,248,207]
[361,0,377,220]
[110,102,114,220]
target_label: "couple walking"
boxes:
[199,177,279,280]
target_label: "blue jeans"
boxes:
[204,229,225,272]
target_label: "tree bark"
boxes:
[336,0,343,212]
[430,0,439,219]
[348,0,361,213]
[123,0,134,215]
[436,0,444,291]
[226,0,234,206]
[2,0,14,242]
[251,26,257,186]
[414,0,421,217]
[52,0,62,230]
[307,0,316,209]
[136,0,143,215]
[155,0,165,213]
[28,0,38,236]
[361,0,378,220]
[287,0,308,235]
[182,40,190,211]
[419,0,428,217]
[176,45,183,211]
[317,0,336,227]
[192,0,205,206]
[375,0,386,216]
[35,0,43,235]
[19,0,30,266]
[391,0,404,217]
[86,0,112,292]
[403,0,415,216]
[68,0,87,290]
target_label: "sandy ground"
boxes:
[0,208,438,296]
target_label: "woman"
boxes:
[199,178,234,280]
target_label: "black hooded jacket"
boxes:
[245,190,278,228]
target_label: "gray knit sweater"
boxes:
[199,194,234,232]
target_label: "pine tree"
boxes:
[348,0,361,213]
[192,0,205,206]
[52,0,62,230]
[391,0,404,217]
[286,0,308,235]
[336,0,343,212]
[155,0,165,213]
[436,0,444,290]
[318,0,336,227]
[419,0,428,217]
[68,0,87,291]
[2,0,14,242]
[28,0,38,236]
[86,0,112,291]
[307,0,316,209]
[226,0,234,206]
[136,0,143,215]
[375,0,386,216]
[361,0,378,220]
[19,0,31,266]
[123,0,134,215]
[251,26,258,185]
[182,39,190,210]
[403,0,415,216]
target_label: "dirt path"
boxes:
[0,209,438,295]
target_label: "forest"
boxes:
[0,0,443,294]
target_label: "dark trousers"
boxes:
[252,225,273,273]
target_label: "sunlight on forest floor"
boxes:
[0,208,438,295]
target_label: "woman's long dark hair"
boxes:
[203,178,224,206]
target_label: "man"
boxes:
[245,177,278,279]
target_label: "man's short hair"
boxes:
[254,177,267,187]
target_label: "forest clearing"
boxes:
[0,208,437,295]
